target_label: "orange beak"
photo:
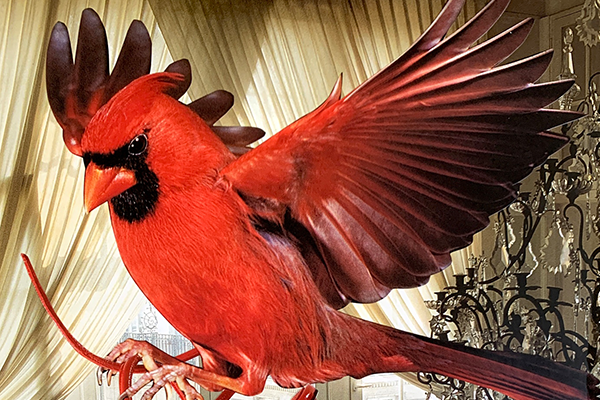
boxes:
[84,162,137,212]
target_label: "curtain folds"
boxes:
[1,0,484,398]
[0,1,176,399]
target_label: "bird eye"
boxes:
[128,134,148,156]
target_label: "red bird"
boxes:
[42,0,598,399]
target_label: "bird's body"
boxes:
[92,93,396,391]
[43,0,600,398]
[80,80,590,400]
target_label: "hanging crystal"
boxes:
[557,28,581,110]
[586,193,592,240]
[570,226,582,319]
[573,75,600,163]
[541,211,570,274]
[506,214,516,251]
[525,242,540,275]
[489,213,516,276]
[530,180,546,216]
[489,220,507,276]
[565,224,577,278]
[581,270,593,340]
[593,182,600,239]
[522,310,552,358]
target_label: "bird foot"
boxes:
[107,339,161,366]
[118,363,203,400]
[106,339,253,400]
[103,338,199,400]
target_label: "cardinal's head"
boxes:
[81,73,232,223]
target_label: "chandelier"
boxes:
[421,27,600,400]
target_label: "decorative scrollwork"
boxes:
[423,70,600,399]
[576,0,600,47]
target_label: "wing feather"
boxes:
[222,0,579,307]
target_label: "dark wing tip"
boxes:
[415,0,467,52]
[81,8,101,20]
[47,21,71,54]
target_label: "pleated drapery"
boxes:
[149,0,486,136]
[0,1,176,398]
[0,0,485,398]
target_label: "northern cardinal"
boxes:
[42,0,598,399]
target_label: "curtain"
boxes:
[148,0,489,133]
[0,1,178,399]
[0,0,487,399]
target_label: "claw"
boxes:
[175,376,203,400]
[107,370,116,386]
[96,362,118,386]
[97,366,107,386]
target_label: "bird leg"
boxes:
[109,339,259,400]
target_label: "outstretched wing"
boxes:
[221,0,580,308]
[47,9,264,157]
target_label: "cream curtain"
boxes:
[0,1,177,399]
[0,0,487,399]
[148,0,487,133]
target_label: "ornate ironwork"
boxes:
[424,256,599,398]
[576,0,600,47]
[422,47,600,399]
